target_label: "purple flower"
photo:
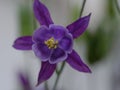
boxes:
[13,0,91,86]
[18,72,32,90]
[18,72,44,90]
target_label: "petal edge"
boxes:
[66,50,91,73]
[37,62,56,86]
[13,36,33,50]
[49,48,67,64]
[32,43,51,61]
[33,0,53,27]
[67,13,91,39]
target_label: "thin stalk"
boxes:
[79,0,87,17]
[53,73,61,90]
[53,61,66,90]
[45,81,49,90]
[55,67,59,75]
[115,0,120,14]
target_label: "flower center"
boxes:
[44,37,58,49]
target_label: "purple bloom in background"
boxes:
[13,0,91,86]
[18,72,44,90]
[18,72,32,90]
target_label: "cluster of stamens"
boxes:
[44,37,58,49]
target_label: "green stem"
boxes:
[55,67,59,75]
[45,81,49,90]
[53,73,60,90]
[115,0,120,14]
[53,61,66,90]
[79,0,86,17]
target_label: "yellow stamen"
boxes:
[44,37,58,49]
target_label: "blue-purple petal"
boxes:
[59,34,73,53]
[66,50,91,73]
[37,62,56,85]
[32,43,51,61]
[49,48,67,64]
[66,14,91,39]
[49,24,68,41]
[33,0,53,27]
[13,36,33,50]
[33,26,52,43]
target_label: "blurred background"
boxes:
[0,0,120,90]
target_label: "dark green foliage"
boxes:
[107,0,116,18]
[85,28,109,65]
